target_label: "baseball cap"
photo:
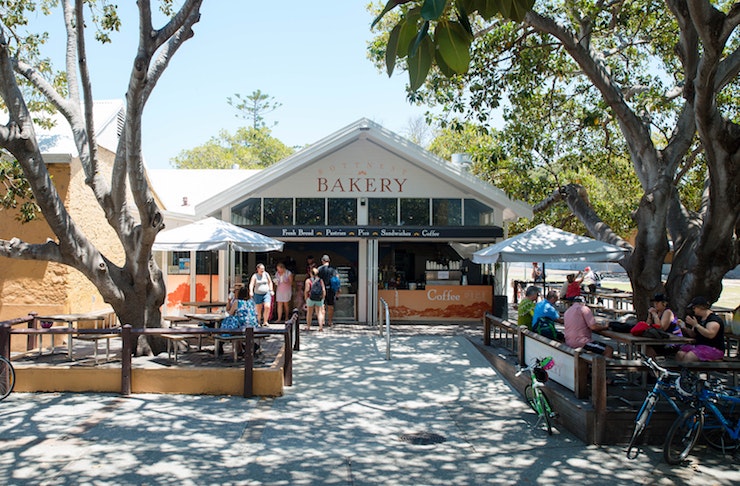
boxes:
[573,296,586,303]
[688,296,710,308]
[321,254,330,262]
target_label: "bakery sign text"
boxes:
[317,177,407,193]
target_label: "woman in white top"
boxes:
[249,263,274,326]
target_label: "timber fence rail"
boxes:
[0,309,300,398]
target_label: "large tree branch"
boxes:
[0,238,63,263]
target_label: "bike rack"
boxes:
[379,298,391,360]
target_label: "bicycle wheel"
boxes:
[0,356,15,400]
[627,395,657,458]
[664,409,703,465]
[524,385,538,412]
[538,391,554,435]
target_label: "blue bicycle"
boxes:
[664,376,740,464]
[626,355,688,458]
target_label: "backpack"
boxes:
[330,274,341,292]
[309,277,323,301]
[532,317,559,341]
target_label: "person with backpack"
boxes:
[532,290,564,341]
[318,254,340,327]
[304,267,325,331]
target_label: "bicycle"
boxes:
[626,355,688,458]
[516,356,557,435]
[663,376,740,464]
[0,355,15,400]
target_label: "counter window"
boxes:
[400,198,430,225]
[296,198,324,225]
[433,199,462,226]
[328,198,357,225]
[264,198,293,225]
[231,198,261,225]
[368,198,397,225]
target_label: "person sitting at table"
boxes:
[644,293,682,357]
[219,286,258,355]
[249,263,275,326]
[517,286,540,330]
[532,290,564,341]
[563,272,584,302]
[564,296,613,358]
[676,296,725,362]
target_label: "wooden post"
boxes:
[517,327,525,367]
[573,351,589,399]
[0,324,10,359]
[284,321,293,387]
[591,355,607,444]
[483,314,491,346]
[121,325,132,396]
[243,327,254,398]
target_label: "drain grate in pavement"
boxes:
[398,431,446,445]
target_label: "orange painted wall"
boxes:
[378,285,492,321]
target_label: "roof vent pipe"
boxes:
[451,153,472,171]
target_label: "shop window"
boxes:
[328,198,357,225]
[400,198,429,225]
[170,251,218,274]
[433,198,462,226]
[368,198,397,225]
[231,198,261,225]
[296,198,325,225]
[464,199,494,226]
[264,198,293,225]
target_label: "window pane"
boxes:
[368,198,397,225]
[433,199,462,226]
[464,199,494,226]
[264,198,293,225]
[296,198,324,225]
[328,198,357,225]
[231,198,261,225]
[400,198,429,225]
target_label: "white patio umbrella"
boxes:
[153,217,284,253]
[472,224,627,264]
[153,217,284,301]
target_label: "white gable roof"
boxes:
[194,118,532,222]
[36,99,124,159]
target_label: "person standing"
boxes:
[318,254,339,327]
[274,262,294,322]
[563,296,613,357]
[531,262,544,282]
[304,267,325,331]
[582,266,597,294]
[249,263,274,326]
[564,272,584,301]
[517,286,540,330]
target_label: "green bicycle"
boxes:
[0,355,15,401]
[516,356,557,435]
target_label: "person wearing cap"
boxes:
[676,296,725,362]
[317,254,338,327]
[645,293,682,357]
[517,286,541,330]
[582,266,597,294]
[563,296,613,358]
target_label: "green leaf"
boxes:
[397,8,422,58]
[408,34,434,91]
[371,0,400,29]
[421,0,449,20]
[435,22,471,73]
[474,0,500,19]
[508,0,535,22]
[498,0,512,19]
[386,24,401,76]
[434,48,457,77]
[456,3,474,37]
[409,21,430,58]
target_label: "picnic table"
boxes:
[35,310,116,359]
[182,301,227,312]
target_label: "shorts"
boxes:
[253,293,271,305]
[583,341,610,355]
[306,298,324,307]
[324,288,336,306]
[679,344,724,362]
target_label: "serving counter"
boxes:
[378,285,492,321]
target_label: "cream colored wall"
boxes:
[0,149,126,321]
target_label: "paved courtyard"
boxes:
[0,324,738,485]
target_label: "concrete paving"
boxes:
[1,324,738,485]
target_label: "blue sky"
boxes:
[32,2,428,169]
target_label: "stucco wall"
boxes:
[0,148,126,321]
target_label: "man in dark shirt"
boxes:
[318,254,338,327]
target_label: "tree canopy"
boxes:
[370,0,740,315]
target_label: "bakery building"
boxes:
[150,118,532,323]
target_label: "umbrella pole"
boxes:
[209,250,213,303]
[542,262,546,293]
